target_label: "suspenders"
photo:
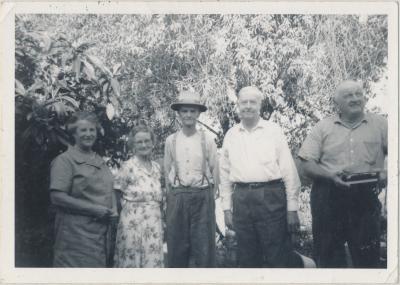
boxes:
[171,130,210,188]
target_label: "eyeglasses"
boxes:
[134,139,152,145]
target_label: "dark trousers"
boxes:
[166,187,216,267]
[311,180,381,268]
[232,181,303,268]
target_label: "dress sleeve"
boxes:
[50,154,73,193]
[114,161,128,193]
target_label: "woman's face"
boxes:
[73,119,97,151]
[133,131,153,157]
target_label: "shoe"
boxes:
[295,251,316,268]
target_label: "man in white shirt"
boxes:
[219,86,310,267]
[164,91,217,267]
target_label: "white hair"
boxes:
[238,86,264,102]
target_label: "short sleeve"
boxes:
[50,154,73,193]
[298,122,323,162]
[114,161,130,192]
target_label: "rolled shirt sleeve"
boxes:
[50,155,73,193]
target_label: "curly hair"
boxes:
[126,124,156,151]
[66,111,101,143]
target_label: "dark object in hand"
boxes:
[341,172,380,185]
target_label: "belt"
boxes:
[234,179,283,189]
[170,184,210,191]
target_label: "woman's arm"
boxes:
[50,190,112,219]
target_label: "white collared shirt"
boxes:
[219,118,300,211]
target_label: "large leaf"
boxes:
[82,60,96,81]
[72,57,81,81]
[28,80,44,93]
[106,103,115,120]
[109,96,120,117]
[102,82,109,96]
[60,96,79,109]
[15,79,26,96]
[52,102,66,117]
[110,78,120,97]
[41,32,52,53]
[112,63,122,75]
[87,55,112,77]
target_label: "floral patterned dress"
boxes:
[113,156,164,268]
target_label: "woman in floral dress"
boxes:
[114,125,164,267]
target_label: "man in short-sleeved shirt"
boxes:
[298,80,387,268]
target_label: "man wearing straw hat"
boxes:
[164,90,218,267]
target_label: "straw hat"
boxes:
[170,91,207,112]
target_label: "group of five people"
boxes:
[49,80,387,268]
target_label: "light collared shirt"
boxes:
[164,130,217,188]
[298,112,387,174]
[219,118,301,211]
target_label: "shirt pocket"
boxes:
[363,140,380,165]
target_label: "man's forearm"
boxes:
[300,159,334,181]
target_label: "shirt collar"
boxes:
[333,113,368,129]
[67,146,103,168]
[239,117,266,132]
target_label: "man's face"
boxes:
[334,82,366,118]
[178,106,201,127]
[238,90,262,122]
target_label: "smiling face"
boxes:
[177,106,201,128]
[73,119,97,152]
[237,88,262,123]
[133,131,154,158]
[334,81,366,119]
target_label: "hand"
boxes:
[287,211,300,233]
[109,210,119,223]
[92,205,113,220]
[330,171,350,189]
[224,210,233,230]
[378,169,387,188]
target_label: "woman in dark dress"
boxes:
[49,111,118,267]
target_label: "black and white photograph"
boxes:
[0,1,398,283]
